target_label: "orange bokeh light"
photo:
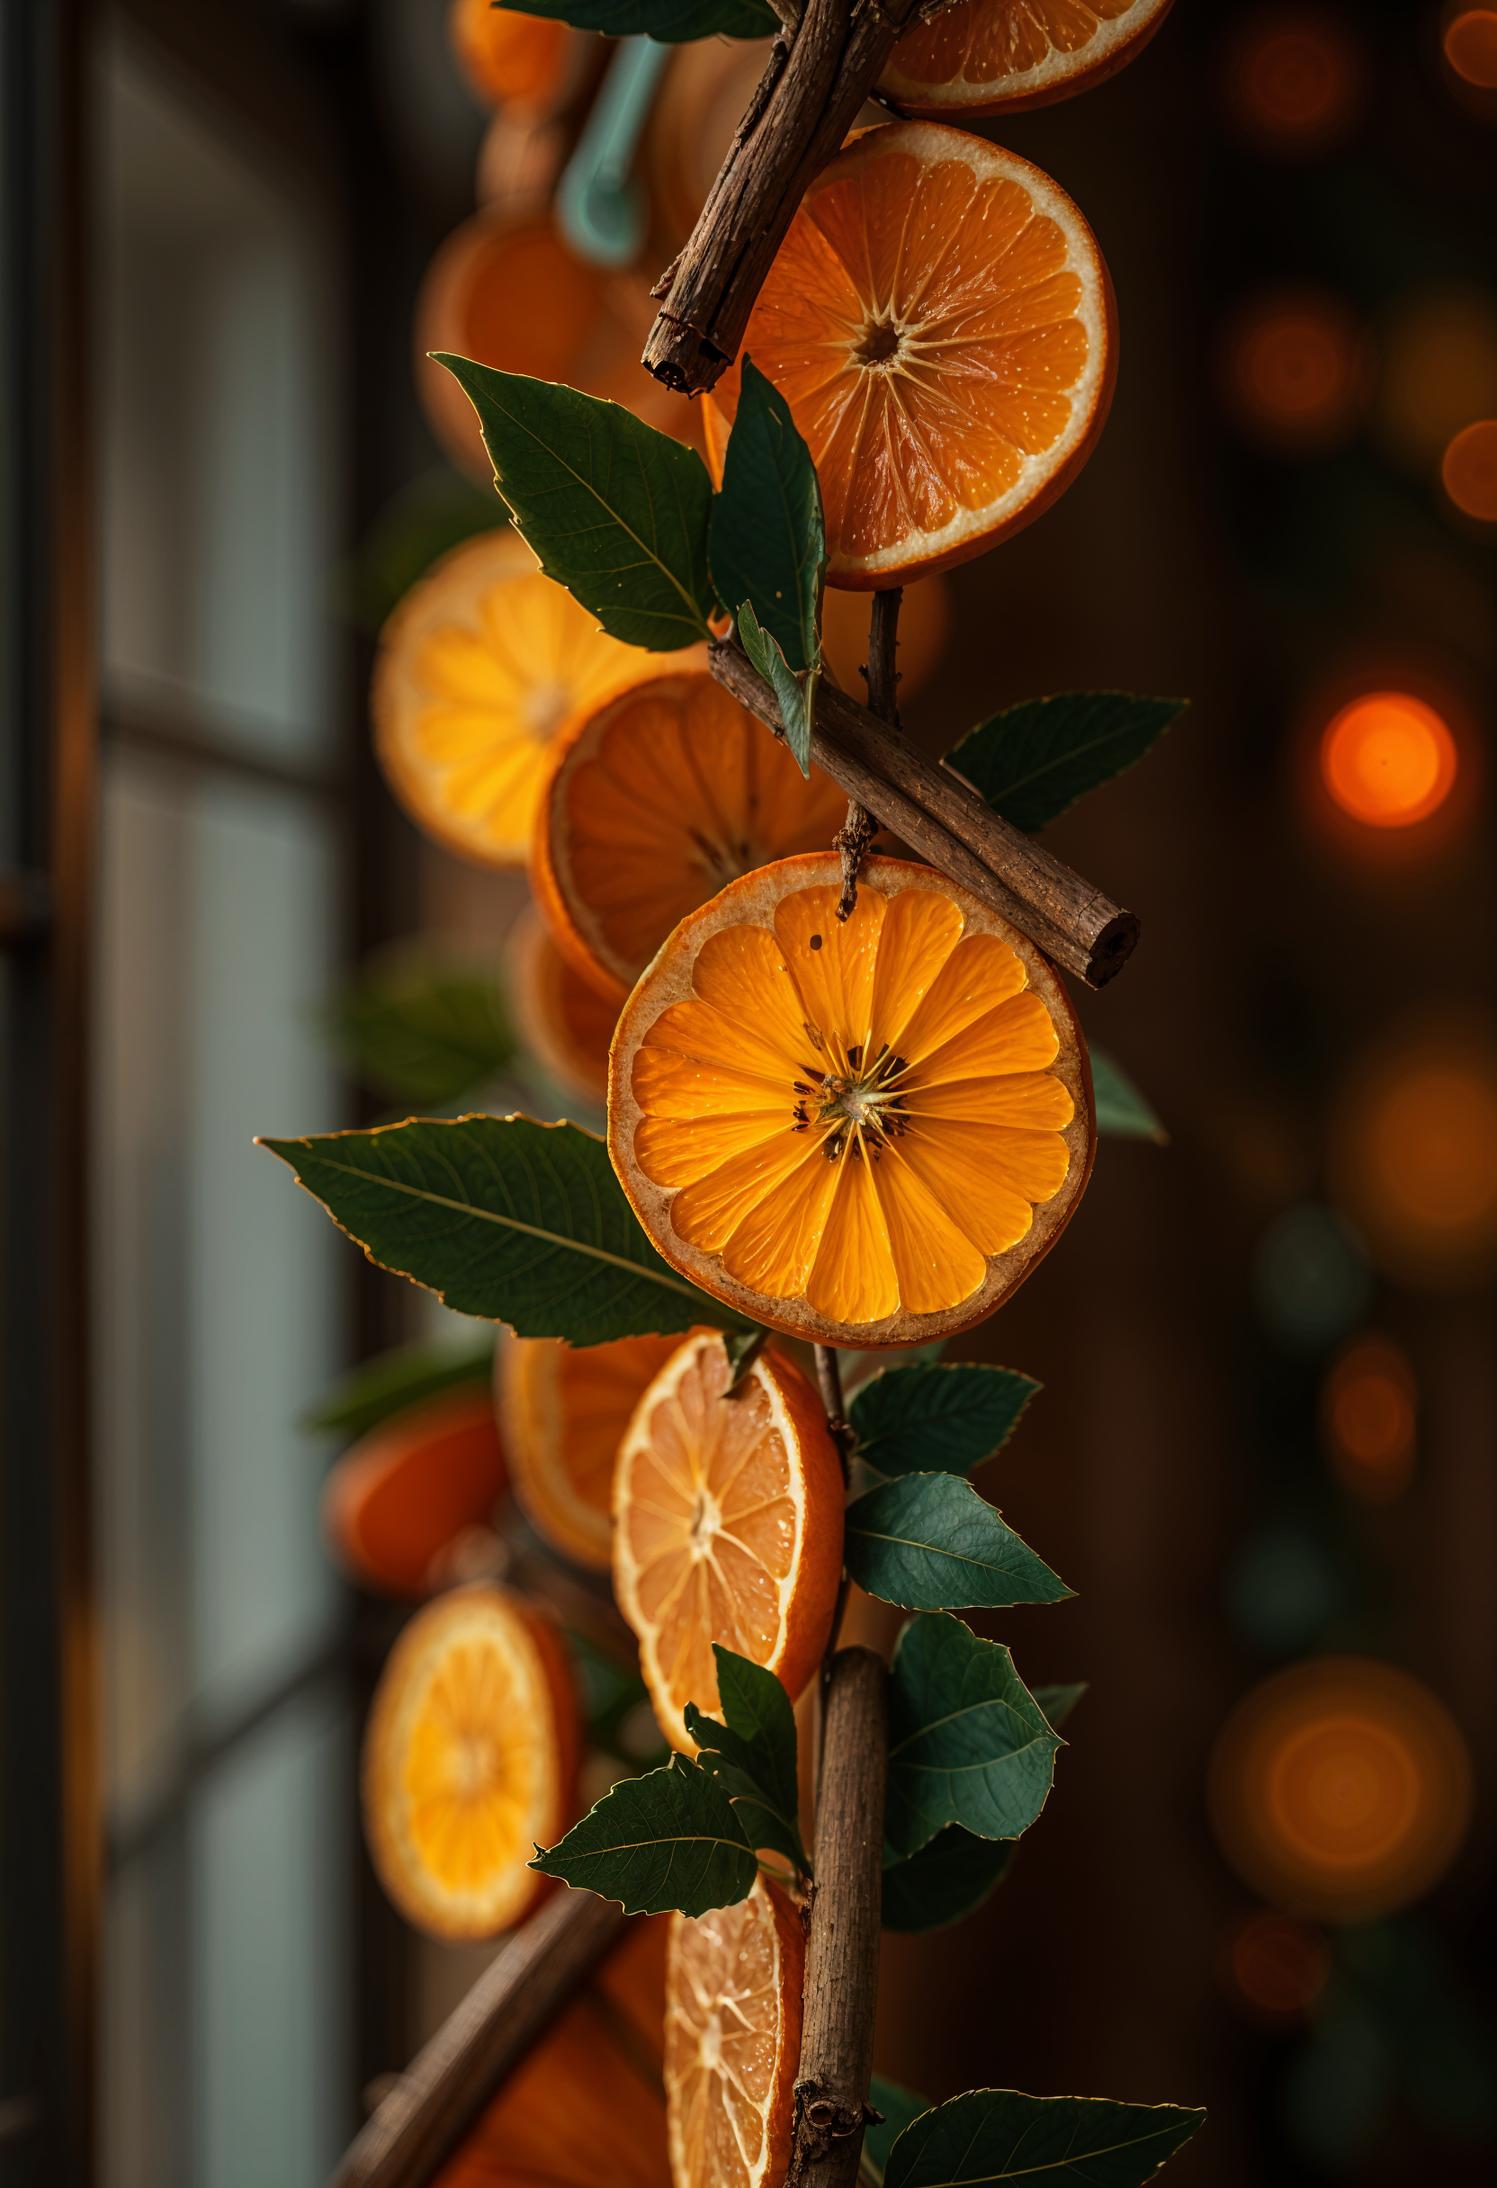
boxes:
[1209,1659,1473,1922]
[1224,1909,1332,2021]
[1441,419,1497,520]
[1335,1031,1497,1285]
[1320,1335,1417,1502]
[1228,11,1363,149]
[1318,692,1458,828]
[1444,9,1497,88]
[1225,291,1365,449]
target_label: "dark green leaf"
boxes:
[722,1328,769,1392]
[1092,1048,1169,1144]
[850,1363,1039,1479]
[433,358,715,651]
[739,601,816,776]
[498,0,775,41]
[883,2089,1205,2188]
[323,953,514,1106]
[885,1614,1061,1858]
[301,1335,495,1440]
[865,2081,931,2184]
[946,692,1187,834]
[844,1474,1071,1612]
[685,1645,808,1877]
[259,1116,751,1345]
[530,1755,756,1916]
[710,358,825,674]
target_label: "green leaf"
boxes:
[530,1754,756,1916]
[1092,1048,1169,1144]
[498,0,776,41]
[722,1328,768,1392]
[885,1614,1061,1859]
[710,358,825,675]
[880,1685,1084,1932]
[945,692,1187,834]
[844,1474,1071,1613]
[883,2089,1205,2188]
[685,1645,808,1877]
[738,601,817,776]
[301,1335,495,1440]
[864,2080,932,2185]
[849,1363,1039,1479]
[433,358,716,651]
[259,1116,751,1346]
[323,953,514,1106]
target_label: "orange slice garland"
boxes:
[612,1332,844,1751]
[882,0,1176,117]
[665,1878,805,2188]
[362,1584,577,1940]
[608,852,1094,1347]
[322,1384,506,1599]
[508,904,618,1104]
[703,121,1114,588]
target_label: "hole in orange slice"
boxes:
[881,0,1175,117]
[532,671,849,1002]
[362,1584,578,1940]
[374,531,692,868]
[322,1384,506,1599]
[703,121,1114,586]
[665,1877,804,2188]
[509,903,620,1105]
[608,852,1095,1347]
[496,1331,691,1572]
[613,1332,843,1751]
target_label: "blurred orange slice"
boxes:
[448,0,583,114]
[362,1584,577,1940]
[322,1384,505,1599]
[509,904,618,1104]
[820,576,951,706]
[882,0,1175,116]
[613,1332,844,1750]
[665,1878,804,2188]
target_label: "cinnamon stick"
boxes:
[709,638,1140,987]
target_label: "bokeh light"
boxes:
[1223,290,1367,451]
[1321,1335,1417,1503]
[1226,10,1364,152]
[1334,1027,1497,1286]
[1209,1658,1473,1921]
[1253,1204,1372,1352]
[1379,287,1497,469]
[1318,693,1458,829]
[1443,9,1497,88]
[1224,1909,1332,2022]
[1441,418,1497,520]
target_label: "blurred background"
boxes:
[2,1,1494,2184]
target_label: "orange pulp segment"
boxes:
[613,1332,844,1751]
[665,1878,805,2188]
[882,0,1176,117]
[703,122,1114,588]
[322,1384,506,1599]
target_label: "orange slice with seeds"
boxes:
[362,1584,577,1940]
[375,531,689,867]
[665,1877,805,2188]
[703,122,1114,588]
[509,904,618,1105]
[608,852,1094,1347]
[496,1331,689,1571]
[613,1332,843,1751]
[882,0,1175,117]
[532,671,848,1002]
[322,1384,506,1599]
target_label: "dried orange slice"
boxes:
[509,904,618,1104]
[323,1384,506,1599]
[362,1584,577,1940]
[609,852,1094,1346]
[882,0,1175,117]
[532,671,848,1002]
[496,1331,688,1570]
[665,1877,804,2188]
[613,1332,843,1750]
[703,122,1114,587]
[448,0,582,114]
[375,531,686,866]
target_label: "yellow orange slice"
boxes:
[322,1384,506,1599]
[703,122,1114,587]
[509,904,618,1104]
[613,1332,844,1750]
[496,1331,688,1571]
[362,1584,576,1940]
[375,531,686,867]
[882,0,1175,117]
[665,1877,805,2188]
[608,852,1094,1347]
[532,672,848,1002]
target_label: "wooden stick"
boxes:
[835,587,902,920]
[790,1647,888,2187]
[332,1889,624,2188]
[710,639,1140,988]
[642,0,931,394]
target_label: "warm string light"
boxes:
[1320,1335,1417,1502]
[1334,1029,1497,1286]
[1224,1909,1332,2022]
[1226,10,1364,152]
[1318,692,1459,829]
[1441,418,1497,519]
[1223,290,1366,450]
[1442,8,1497,89]
[1379,288,1497,468]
